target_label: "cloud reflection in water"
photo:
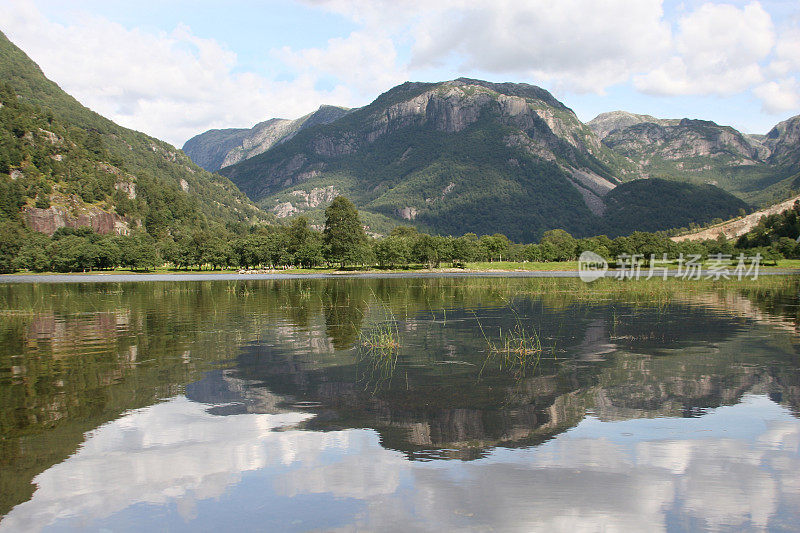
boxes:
[1,395,798,532]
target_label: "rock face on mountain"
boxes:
[591,113,795,205]
[214,78,747,240]
[23,200,133,236]
[180,127,252,173]
[183,105,350,172]
[603,119,763,172]
[764,114,800,168]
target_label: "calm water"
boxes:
[1,277,799,532]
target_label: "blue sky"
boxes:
[1,0,799,145]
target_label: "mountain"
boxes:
[764,115,800,169]
[590,112,800,207]
[215,78,748,240]
[587,111,679,139]
[183,105,350,172]
[0,30,267,238]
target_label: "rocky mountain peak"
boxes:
[587,111,679,139]
[764,114,800,167]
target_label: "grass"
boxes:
[355,293,401,389]
[474,301,545,379]
[464,261,580,271]
[4,259,799,277]
[358,321,400,355]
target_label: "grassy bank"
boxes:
[3,258,800,277]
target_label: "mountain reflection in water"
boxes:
[0,277,799,531]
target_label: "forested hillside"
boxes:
[0,30,266,238]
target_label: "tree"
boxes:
[480,233,511,262]
[374,235,410,268]
[523,243,541,262]
[453,233,480,263]
[412,234,440,268]
[48,234,100,272]
[627,231,671,263]
[0,221,24,273]
[200,230,234,270]
[121,234,159,271]
[540,229,577,261]
[323,196,368,268]
[286,216,323,267]
[13,231,50,271]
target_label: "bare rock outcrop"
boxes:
[24,199,132,236]
[289,186,338,208]
[398,206,418,220]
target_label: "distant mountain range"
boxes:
[587,111,800,207]
[183,104,350,172]
[184,78,793,239]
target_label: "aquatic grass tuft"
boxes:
[358,320,400,355]
[474,301,544,379]
[356,291,402,389]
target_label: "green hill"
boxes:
[603,179,749,236]
[0,30,267,239]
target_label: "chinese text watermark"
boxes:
[579,252,761,283]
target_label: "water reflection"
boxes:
[1,277,799,530]
[1,395,797,531]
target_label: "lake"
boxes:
[1,276,799,531]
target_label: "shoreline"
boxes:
[1,268,799,284]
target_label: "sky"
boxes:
[1,0,799,146]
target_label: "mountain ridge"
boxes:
[214,78,749,239]
[183,104,351,172]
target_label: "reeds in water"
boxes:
[474,304,544,379]
[356,293,401,388]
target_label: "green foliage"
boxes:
[12,231,50,271]
[603,179,750,237]
[0,30,268,248]
[323,196,369,267]
[120,234,159,271]
[0,220,24,273]
[736,201,800,258]
[374,235,411,268]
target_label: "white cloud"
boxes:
[274,30,407,102]
[0,1,356,146]
[308,0,798,118]
[635,2,775,96]
[2,0,798,149]
[754,78,800,113]
[407,0,672,92]
[769,27,800,77]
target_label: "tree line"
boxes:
[1,196,799,274]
